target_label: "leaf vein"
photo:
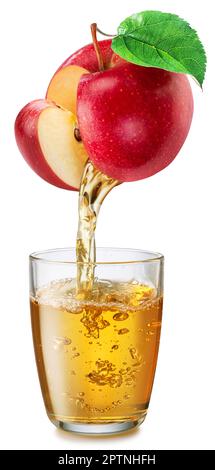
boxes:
[123,18,190,35]
[124,35,203,69]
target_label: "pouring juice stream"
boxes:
[76,160,119,293]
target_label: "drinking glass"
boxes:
[30,247,164,435]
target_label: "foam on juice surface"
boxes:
[34,278,157,312]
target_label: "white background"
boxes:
[0,0,214,450]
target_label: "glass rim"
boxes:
[29,247,164,266]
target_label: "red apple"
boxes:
[15,99,88,190]
[77,62,194,181]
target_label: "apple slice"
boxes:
[15,99,88,190]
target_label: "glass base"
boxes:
[52,416,146,435]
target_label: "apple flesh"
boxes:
[15,99,88,190]
[77,62,194,182]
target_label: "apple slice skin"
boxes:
[77,63,194,182]
[15,99,78,190]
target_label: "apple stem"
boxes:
[96,27,115,38]
[90,23,104,71]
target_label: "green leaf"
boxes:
[112,10,206,87]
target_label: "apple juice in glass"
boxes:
[15,11,206,434]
